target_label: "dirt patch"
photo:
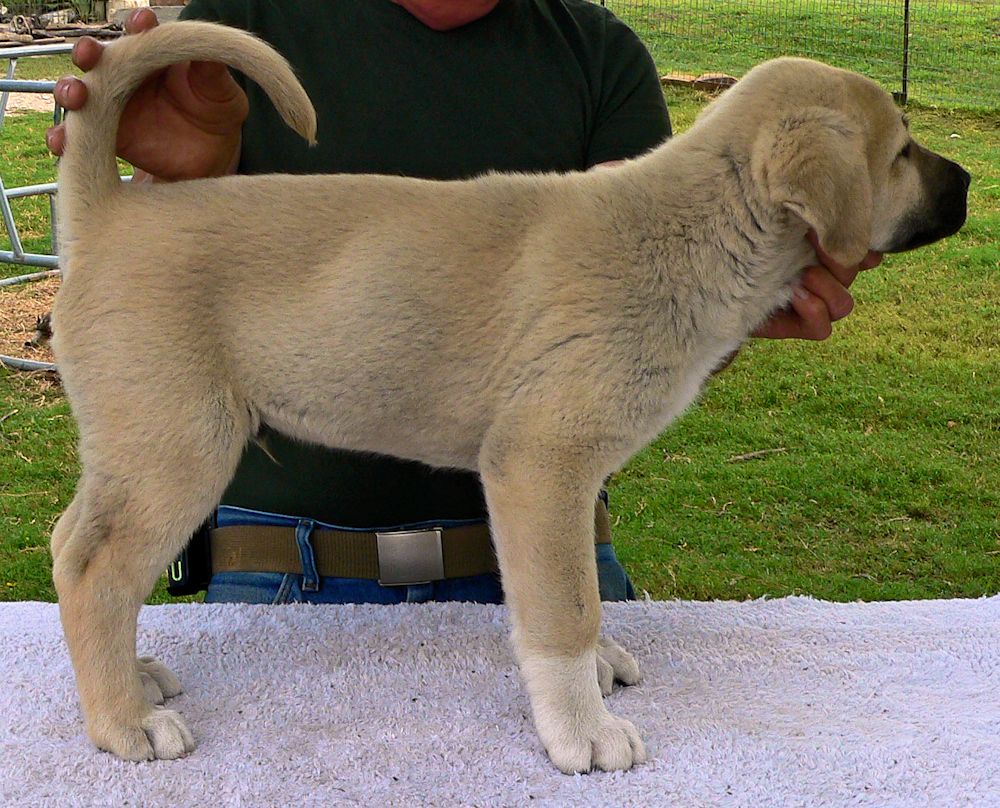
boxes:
[0,275,58,366]
[1,92,57,115]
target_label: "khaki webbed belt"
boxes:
[210,500,614,585]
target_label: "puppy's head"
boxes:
[698,58,970,266]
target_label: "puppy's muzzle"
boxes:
[890,147,971,253]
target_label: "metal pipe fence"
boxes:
[1,43,70,372]
[602,0,999,109]
[0,41,72,272]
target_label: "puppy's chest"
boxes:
[622,337,742,453]
[633,267,796,436]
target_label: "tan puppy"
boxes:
[50,21,969,773]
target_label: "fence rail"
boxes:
[603,0,999,109]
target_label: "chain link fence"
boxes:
[601,0,999,109]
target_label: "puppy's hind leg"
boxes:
[53,392,250,761]
[50,497,185,702]
[480,431,646,774]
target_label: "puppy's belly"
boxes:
[255,395,485,472]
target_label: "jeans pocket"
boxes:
[204,572,296,604]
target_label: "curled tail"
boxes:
[57,21,316,238]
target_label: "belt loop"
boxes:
[294,519,320,592]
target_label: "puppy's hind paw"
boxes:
[137,656,183,705]
[596,636,641,696]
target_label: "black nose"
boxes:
[886,155,970,254]
[946,158,971,191]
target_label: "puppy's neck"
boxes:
[610,136,816,340]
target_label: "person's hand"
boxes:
[753,231,883,340]
[45,8,248,181]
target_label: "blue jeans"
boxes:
[204,506,636,605]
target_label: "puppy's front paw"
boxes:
[137,656,183,705]
[522,650,646,773]
[141,708,196,759]
[90,707,195,761]
[596,636,640,696]
[540,708,647,773]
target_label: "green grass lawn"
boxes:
[608,0,1000,109]
[1,56,997,604]
[0,112,61,258]
[2,53,78,82]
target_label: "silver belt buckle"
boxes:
[375,528,444,586]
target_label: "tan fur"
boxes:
[50,21,969,772]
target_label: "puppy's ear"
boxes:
[751,106,873,267]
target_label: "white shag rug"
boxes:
[1,597,998,807]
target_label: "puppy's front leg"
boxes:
[480,440,646,773]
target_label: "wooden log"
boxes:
[660,72,739,94]
[40,27,123,39]
[0,32,34,44]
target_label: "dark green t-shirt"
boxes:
[180,0,671,526]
